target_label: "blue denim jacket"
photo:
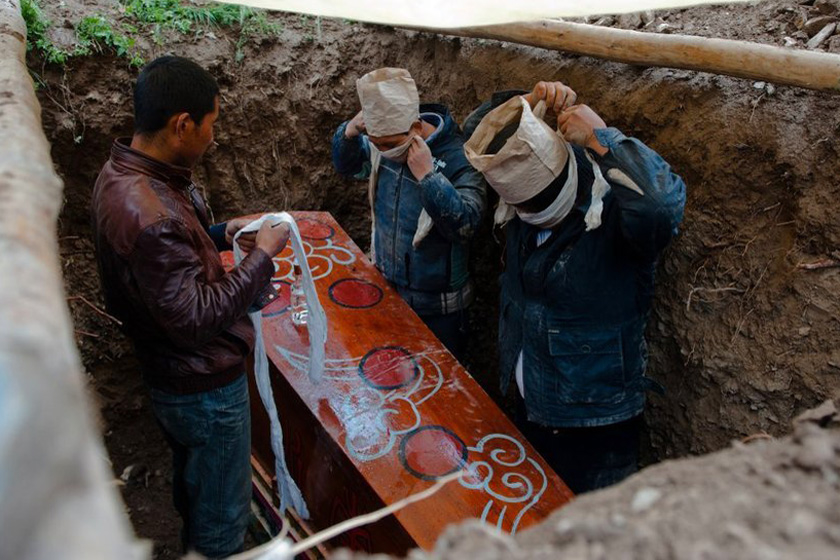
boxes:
[499,129,686,428]
[332,104,485,315]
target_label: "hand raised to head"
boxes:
[345,110,366,139]
[557,104,609,156]
[407,136,434,181]
[524,81,578,115]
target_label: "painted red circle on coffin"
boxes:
[297,218,335,240]
[400,426,468,481]
[358,346,419,390]
[329,279,383,309]
[262,280,292,318]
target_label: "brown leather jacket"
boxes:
[92,139,274,394]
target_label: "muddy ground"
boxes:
[30,0,840,557]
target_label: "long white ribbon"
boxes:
[584,151,611,231]
[233,212,328,519]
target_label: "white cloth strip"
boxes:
[233,212,328,519]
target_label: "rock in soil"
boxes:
[806,22,837,47]
[618,12,643,29]
[814,0,840,16]
[803,15,839,36]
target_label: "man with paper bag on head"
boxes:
[464,82,686,494]
[332,68,485,361]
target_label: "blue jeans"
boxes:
[149,375,252,558]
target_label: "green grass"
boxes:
[299,13,323,43]
[21,0,74,64]
[21,0,282,67]
[21,0,143,66]
[76,16,144,67]
[121,0,282,60]
[125,0,254,30]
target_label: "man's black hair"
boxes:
[487,123,572,214]
[486,122,519,156]
[133,56,220,135]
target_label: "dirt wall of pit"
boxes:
[41,12,840,461]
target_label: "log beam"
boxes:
[404,20,840,92]
[0,1,145,558]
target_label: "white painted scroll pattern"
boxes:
[271,237,356,282]
[460,434,548,533]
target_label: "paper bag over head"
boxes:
[465,96,569,205]
[357,68,420,137]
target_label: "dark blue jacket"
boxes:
[332,104,485,315]
[499,129,686,428]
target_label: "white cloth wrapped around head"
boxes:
[464,96,570,205]
[356,68,420,137]
[465,95,608,231]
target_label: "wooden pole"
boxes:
[403,19,840,92]
[0,1,146,558]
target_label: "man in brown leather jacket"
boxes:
[91,56,288,558]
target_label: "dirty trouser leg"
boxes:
[419,308,470,364]
[149,374,252,558]
[514,394,641,494]
[156,426,191,552]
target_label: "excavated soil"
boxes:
[333,400,840,560]
[30,0,840,557]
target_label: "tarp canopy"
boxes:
[219,0,752,28]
